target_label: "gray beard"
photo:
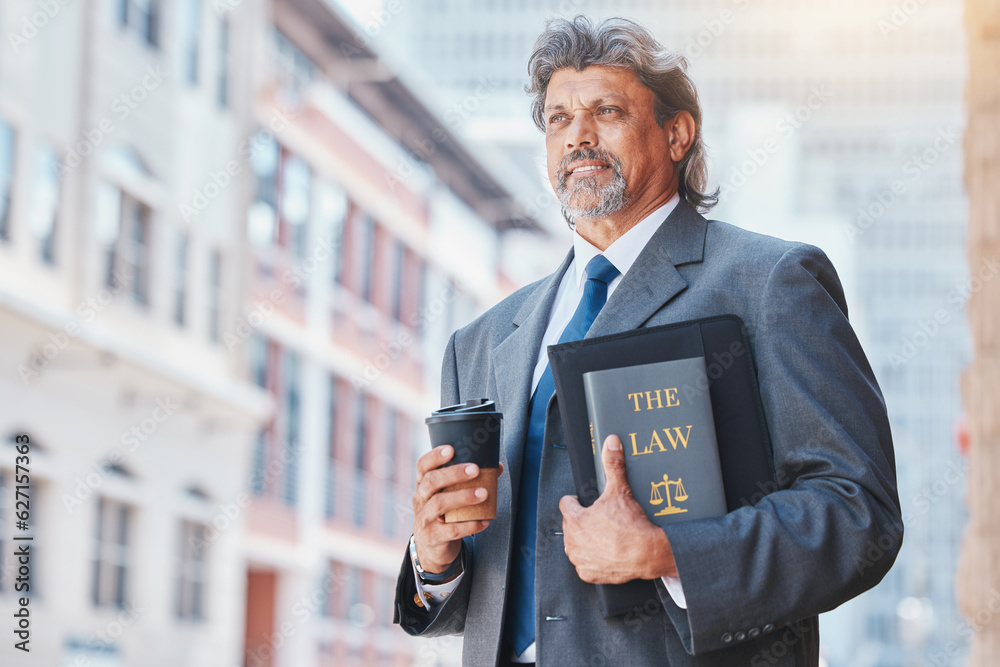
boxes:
[557,168,629,225]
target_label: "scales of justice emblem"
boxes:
[649,474,688,516]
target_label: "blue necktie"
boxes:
[506,255,621,655]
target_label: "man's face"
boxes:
[544,65,675,222]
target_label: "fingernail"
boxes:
[607,438,621,451]
[465,464,478,476]
[474,488,487,499]
[441,446,453,458]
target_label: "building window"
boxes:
[247,131,278,248]
[250,429,267,496]
[279,153,310,261]
[100,185,151,306]
[354,392,367,473]
[92,497,130,609]
[383,408,397,482]
[217,17,230,108]
[174,230,188,326]
[414,260,427,325]
[179,0,201,85]
[382,408,398,537]
[248,335,269,389]
[282,351,300,506]
[119,0,160,47]
[127,199,150,303]
[0,120,14,243]
[30,145,60,265]
[353,392,367,527]
[316,180,348,284]
[359,215,375,302]
[208,250,222,342]
[325,376,338,518]
[345,565,361,619]
[272,29,317,101]
[323,561,345,617]
[177,521,207,620]
[345,568,373,627]
[390,241,405,321]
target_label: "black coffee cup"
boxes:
[426,399,503,522]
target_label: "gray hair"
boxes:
[526,16,718,213]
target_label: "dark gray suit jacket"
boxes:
[394,201,902,666]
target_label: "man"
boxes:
[394,16,902,666]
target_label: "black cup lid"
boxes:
[426,398,502,424]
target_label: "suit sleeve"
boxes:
[659,244,903,655]
[393,331,476,637]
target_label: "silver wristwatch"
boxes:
[409,534,463,584]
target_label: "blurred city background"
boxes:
[0,0,984,665]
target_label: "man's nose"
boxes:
[566,112,598,149]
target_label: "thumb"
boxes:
[601,434,630,495]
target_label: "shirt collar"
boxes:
[571,192,681,288]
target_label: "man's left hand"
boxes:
[559,434,679,583]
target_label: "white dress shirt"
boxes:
[414,193,687,663]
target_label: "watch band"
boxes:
[410,535,464,584]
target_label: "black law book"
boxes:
[548,315,776,618]
[583,356,727,528]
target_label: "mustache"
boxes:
[557,148,624,183]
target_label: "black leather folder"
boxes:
[547,314,777,617]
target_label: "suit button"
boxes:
[748,627,760,639]
[735,631,746,641]
[762,623,775,633]
[721,633,733,644]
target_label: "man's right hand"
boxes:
[411,444,494,574]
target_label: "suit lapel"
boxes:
[491,250,574,488]
[589,199,707,337]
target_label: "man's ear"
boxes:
[667,110,696,163]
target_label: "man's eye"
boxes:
[548,114,567,124]
[598,107,618,115]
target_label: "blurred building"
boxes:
[955,0,1000,663]
[380,1,970,665]
[0,0,537,666]
[240,0,539,665]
